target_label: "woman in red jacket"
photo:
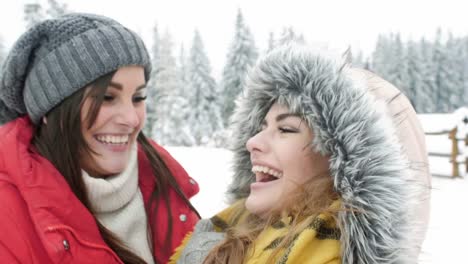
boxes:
[0,13,199,264]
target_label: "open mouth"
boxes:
[252,165,283,183]
[95,134,130,145]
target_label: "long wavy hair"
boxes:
[203,141,339,264]
[33,70,200,264]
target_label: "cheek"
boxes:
[137,105,146,127]
[88,105,115,129]
[299,154,329,184]
[285,152,316,183]
[139,104,146,118]
[300,158,316,181]
[80,101,91,129]
[279,145,304,170]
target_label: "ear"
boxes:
[42,116,48,125]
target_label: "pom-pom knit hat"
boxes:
[0,13,151,124]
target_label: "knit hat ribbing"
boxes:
[0,13,151,124]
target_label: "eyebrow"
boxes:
[276,113,301,122]
[109,82,147,91]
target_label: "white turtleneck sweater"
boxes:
[82,145,155,264]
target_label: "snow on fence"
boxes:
[418,107,468,178]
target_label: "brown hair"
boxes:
[33,71,200,264]
[203,169,338,264]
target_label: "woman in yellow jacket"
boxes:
[170,44,431,264]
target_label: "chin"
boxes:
[104,166,127,175]
[245,197,269,217]
[94,161,128,176]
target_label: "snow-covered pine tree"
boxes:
[267,32,276,52]
[220,9,258,127]
[277,26,305,46]
[461,37,468,107]
[445,34,465,111]
[24,0,68,29]
[24,1,44,29]
[386,34,412,99]
[170,44,196,146]
[370,30,468,112]
[178,45,190,94]
[405,40,428,112]
[46,0,68,18]
[144,24,161,138]
[187,30,222,145]
[433,29,453,112]
[150,29,189,146]
[371,34,391,78]
[0,35,6,72]
[363,59,372,70]
[351,48,366,68]
[418,38,438,113]
[349,48,371,70]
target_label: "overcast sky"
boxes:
[1,0,467,78]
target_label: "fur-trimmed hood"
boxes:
[227,45,430,263]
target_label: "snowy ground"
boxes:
[167,146,467,263]
[418,175,467,263]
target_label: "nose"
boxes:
[117,101,141,128]
[246,130,267,154]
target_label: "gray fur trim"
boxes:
[227,44,413,263]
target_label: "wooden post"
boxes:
[465,133,468,173]
[449,127,459,178]
[464,116,468,174]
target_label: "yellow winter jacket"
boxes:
[171,200,341,264]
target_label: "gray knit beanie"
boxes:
[0,13,152,124]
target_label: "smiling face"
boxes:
[80,66,147,177]
[245,103,330,217]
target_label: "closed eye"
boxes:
[279,127,298,133]
[103,95,114,101]
[133,96,147,103]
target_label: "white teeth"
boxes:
[251,165,283,178]
[96,135,129,144]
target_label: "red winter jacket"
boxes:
[0,117,200,264]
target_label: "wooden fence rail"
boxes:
[426,127,467,178]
